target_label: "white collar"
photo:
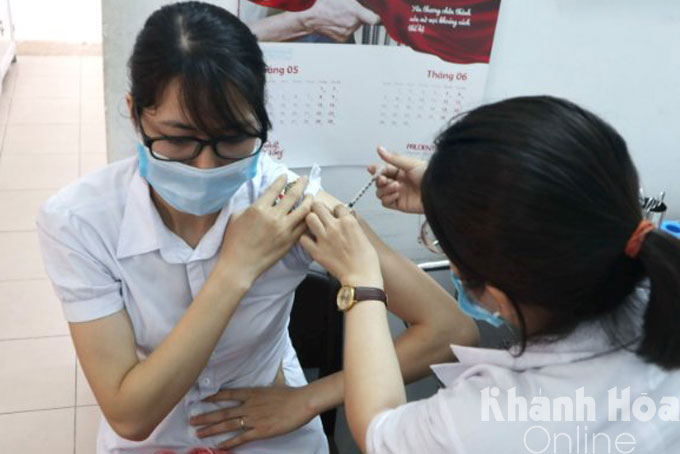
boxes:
[116,166,249,264]
[116,170,160,260]
[431,312,644,385]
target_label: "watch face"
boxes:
[337,286,354,311]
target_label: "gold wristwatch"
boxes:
[336,285,387,312]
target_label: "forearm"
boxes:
[247,12,310,42]
[305,309,463,416]
[344,300,406,451]
[111,264,251,439]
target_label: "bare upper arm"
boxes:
[69,309,139,419]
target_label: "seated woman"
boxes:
[37,2,475,453]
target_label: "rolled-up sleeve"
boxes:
[36,205,124,323]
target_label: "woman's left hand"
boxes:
[190,386,316,450]
[300,203,383,288]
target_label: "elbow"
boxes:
[434,304,480,348]
[112,424,153,442]
[423,312,480,362]
[445,312,480,347]
[108,417,155,442]
[349,423,369,454]
[347,411,373,454]
[99,391,164,442]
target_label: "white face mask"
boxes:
[137,143,260,216]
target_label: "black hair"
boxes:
[421,96,680,369]
[128,1,270,139]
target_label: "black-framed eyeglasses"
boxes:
[136,108,266,163]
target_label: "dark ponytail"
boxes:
[637,231,680,369]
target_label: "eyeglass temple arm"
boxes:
[417,260,450,272]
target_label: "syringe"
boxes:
[347,166,385,208]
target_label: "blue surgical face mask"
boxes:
[450,271,504,327]
[137,143,259,216]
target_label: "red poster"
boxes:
[363,0,501,63]
[247,0,502,64]
[248,0,315,12]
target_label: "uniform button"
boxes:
[202,378,211,386]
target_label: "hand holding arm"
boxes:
[300,203,405,447]
[302,196,478,452]
[218,175,313,282]
[301,202,383,287]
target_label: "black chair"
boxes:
[289,270,344,446]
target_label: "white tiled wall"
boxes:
[11,1,102,43]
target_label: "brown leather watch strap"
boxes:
[354,287,388,306]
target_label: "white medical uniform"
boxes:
[36,154,329,454]
[367,306,680,453]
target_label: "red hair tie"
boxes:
[624,220,655,258]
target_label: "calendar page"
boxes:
[262,44,491,167]
[240,0,502,167]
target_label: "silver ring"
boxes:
[239,416,246,430]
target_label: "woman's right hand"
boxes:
[301,203,383,288]
[217,175,312,284]
[369,146,427,214]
